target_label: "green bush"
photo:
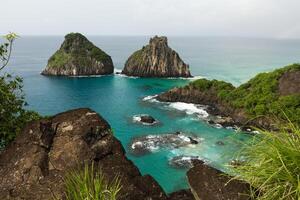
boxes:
[0,33,40,148]
[0,74,40,147]
[232,124,300,199]
[64,163,122,200]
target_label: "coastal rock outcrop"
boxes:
[41,33,114,76]
[157,64,300,130]
[0,108,190,200]
[122,36,192,77]
[187,161,250,200]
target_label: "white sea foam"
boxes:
[168,102,209,118]
[166,75,204,80]
[142,95,159,103]
[114,68,122,74]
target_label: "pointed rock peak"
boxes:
[41,33,114,76]
[122,36,192,77]
[149,36,168,46]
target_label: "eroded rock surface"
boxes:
[279,70,300,96]
[187,161,250,200]
[122,36,192,77]
[42,33,114,76]
[0,108,174,200]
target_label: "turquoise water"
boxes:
[4,36,300,193]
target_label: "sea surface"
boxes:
[3,36,300,193]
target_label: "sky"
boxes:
[1,0,300,38]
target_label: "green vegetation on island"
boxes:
[43,33,114,76]
[190,64,300,125]
[48,33,111,68]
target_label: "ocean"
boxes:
[3,36,300,193]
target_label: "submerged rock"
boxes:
[187,161,250,200]
[0,108,171,200]
[133,114,158,125]
[168,155,201,169]
[216,141,225,146]
[130,132,200,156]
[42,33,114,76]
[122,36,192,77]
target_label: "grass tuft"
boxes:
[232,123,300,200]
[64,163,122,200]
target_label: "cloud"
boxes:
[1,0,300,38]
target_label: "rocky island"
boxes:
[41,33,114,76]
[157,64,300,130]
[122,36,192,77]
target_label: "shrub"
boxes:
[232,123,300,199]
[64,163,122,200]
[0,34,41,148]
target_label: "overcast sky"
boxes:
[1,0,300,38]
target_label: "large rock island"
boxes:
[41,33,114,76]
[122,36,192,77]
[157,64,300,130]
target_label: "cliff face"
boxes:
[122,36,192,77]
[0,108,195,200]
[42,33,114,76]
[158,64,300,129]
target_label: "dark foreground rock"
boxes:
[187,161,250,200]
[0,108,190,200]
[122,36,192,77]
[42,33,114,76]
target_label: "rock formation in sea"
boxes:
[41,33,114,76]
[130,132,200,156]
[157,64,300,130]
[133,114,158,125]
[0,108,194,200]
[187,161,250,200]
[122,36,192,77]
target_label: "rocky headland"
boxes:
[41,33,114,76]
[0,108,195,200]
[157,64,300,130]
[122,36,192,77]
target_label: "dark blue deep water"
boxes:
[4,36,300,193]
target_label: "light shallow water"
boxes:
[3,36,300,193]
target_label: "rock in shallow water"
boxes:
[122,36,192,77]
[130,132,201,156]
[133,114,158,125]
[168,155,201,169]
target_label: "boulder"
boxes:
[0,108,169,200]
[41,33,114,76]
[187,161,250,200]
[133,114,158,125]
[122,36,192,77]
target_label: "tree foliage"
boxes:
[0,33,40,148]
